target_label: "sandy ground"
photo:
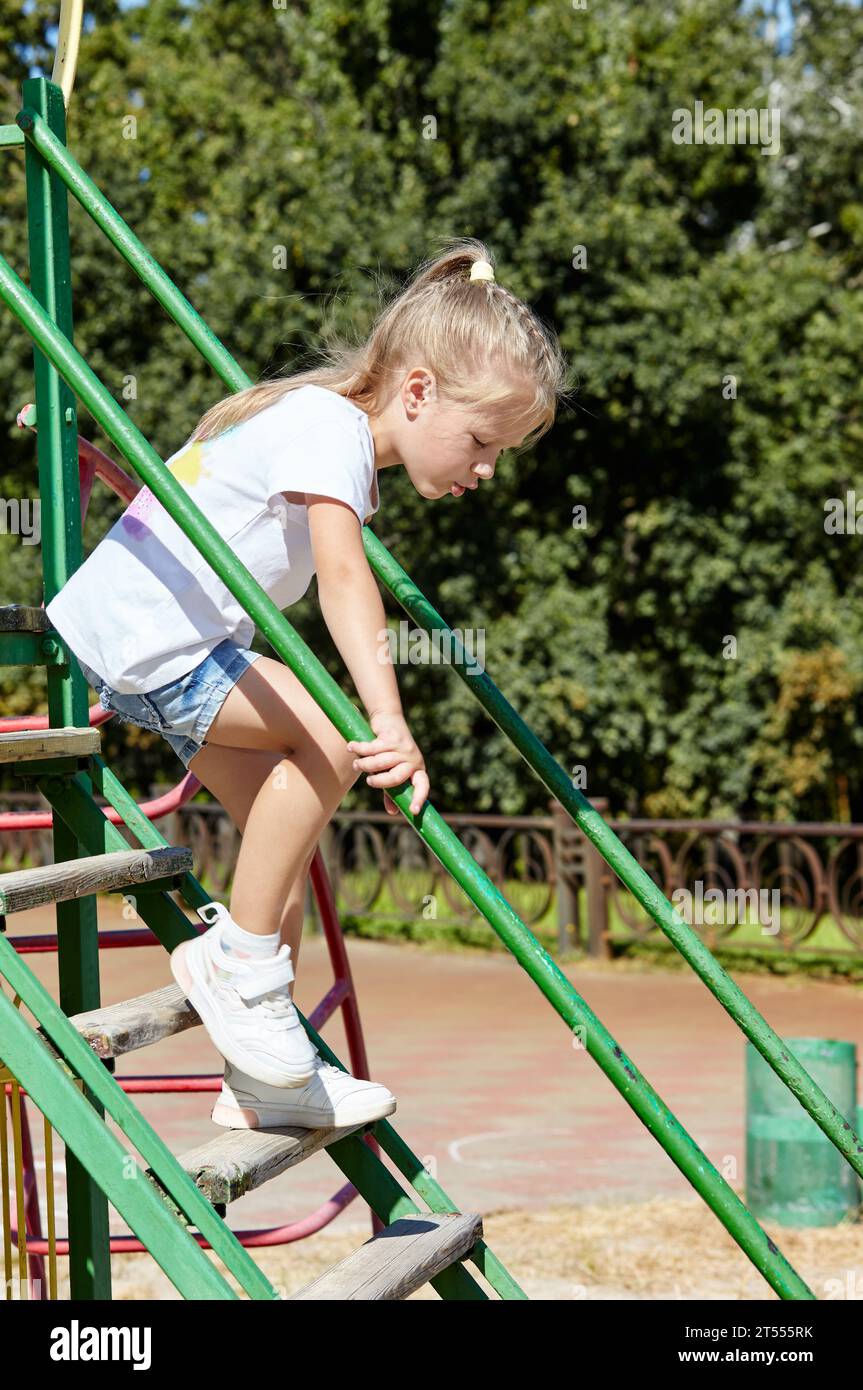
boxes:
[34,1198,863,1302]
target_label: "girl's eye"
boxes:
[471,434,489,449]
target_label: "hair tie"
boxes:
[469,260,495,282]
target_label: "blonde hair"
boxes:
[189,236,570,451]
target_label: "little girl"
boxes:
[45,238,568,1131]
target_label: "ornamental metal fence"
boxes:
[3,789,860,959]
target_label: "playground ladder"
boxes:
[0,713,495,1300]
[2,73,863,1300]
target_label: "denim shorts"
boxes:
[76,637,264,770]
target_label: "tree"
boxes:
[2,0,861,820]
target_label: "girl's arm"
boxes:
[306,495,429,815]
[306,494,401,716]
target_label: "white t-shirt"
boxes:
[45,385,380,694]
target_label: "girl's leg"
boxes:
[190,654,359,943]
[184,743,319,968]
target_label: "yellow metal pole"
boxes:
[0,1060,12,1298]
[50,0,84,110]
[44,1114,58,1300]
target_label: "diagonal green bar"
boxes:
[362,538,863,1179]
[320,1131,491,1301]
[16,112,856,1206]
[0,248,814,1300]
[0,983,239,1299]
[365,1117,527,1297]
[16,106,245,389]
[0,938,280,1300]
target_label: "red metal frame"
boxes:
[2,417,383,1296]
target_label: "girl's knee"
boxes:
[298,735,359,795]
[336,746,361,792]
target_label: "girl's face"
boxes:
[379,368,537,501]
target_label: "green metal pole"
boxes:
[0,250,814,1299]
[16,104,246,391]
[22,75,110,1301]
[361,537,863,1183]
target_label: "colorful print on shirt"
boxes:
[121,441,213,542]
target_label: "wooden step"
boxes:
[0,725,101,763]
[162,1122,371,1206]
[0,846,193,914]
[67,982,200,1059]
[289,1212,484,1300]
[0,604,50,632]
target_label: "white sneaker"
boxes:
[170,901,319,1088]
[210,1056,398,1130]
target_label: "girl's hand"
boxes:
[347,711,429,817]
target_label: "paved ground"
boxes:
[6,895,863,1252]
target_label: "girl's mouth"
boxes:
[449,479,479,497]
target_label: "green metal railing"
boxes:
[2,74,861,1298]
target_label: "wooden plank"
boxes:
[169,1122,370,1206]
[0,846,193,913]
[0,605,50,632]
[66,983,200,1058]
[290,1213,484,1300]
[0,725,101,763]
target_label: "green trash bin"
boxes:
[746,1037,861,1228]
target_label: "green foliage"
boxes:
[1,0,861,816]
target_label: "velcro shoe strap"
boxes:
[234,955,295,1001]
